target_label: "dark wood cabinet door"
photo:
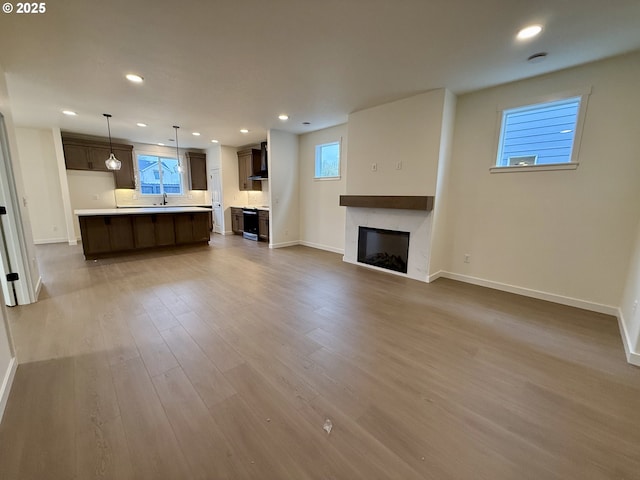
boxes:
[80,217,111,254]
[133,216,156,248]
[63,144,90,170]
[108,216,134,251]
[174,214,194,244]
[258,211,269,241]
[187,152,207,190]
[231,208,244,234]
[113,148,135,189]
[237,152,250,191]
[87,146,112,172]
[237,149,262,191]
[192,213,210,242]
[155,215,176,246]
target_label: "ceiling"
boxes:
[0,0,638,149]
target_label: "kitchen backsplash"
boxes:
[115,188,211,206]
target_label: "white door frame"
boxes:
[211,168,223,234]
[0,114,35,305]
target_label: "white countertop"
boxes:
[117,204,212,208]
[231,205,270,211]
[74,206,212,216]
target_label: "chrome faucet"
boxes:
[162,192,168,205]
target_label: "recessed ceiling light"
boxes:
[211,139,219,143]
[125,73,144,83]
[136,122,147,127]
[158,143,165,146]
[278,114,289,121]
[517,25,542,40]
[192,132,201,136]
[240,129,249,134]
[62,110,77,116]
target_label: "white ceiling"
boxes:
[0,0,638,148]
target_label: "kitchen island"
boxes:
[75,207,211,259]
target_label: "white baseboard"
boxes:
[427,270,443,283]
[269,241,300,249]
[617,308,640,367]
[0,356,17,423]
[33,237,68,245]
[436,271,618,316]
[298,241,344,255]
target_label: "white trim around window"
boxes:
[491,87,591,174]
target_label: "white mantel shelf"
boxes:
[339,195,434,211]
[74,206,211,216]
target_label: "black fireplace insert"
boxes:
[357,226,410,274]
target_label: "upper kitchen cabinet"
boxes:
[237,148,262,191]
[185,151,207,190]
[62,136,135,188]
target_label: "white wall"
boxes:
[15,128,67,244]
[268,129,299,247]
[427,89,457,278]
[346,89,447,196]
[298,124,347,253]
[67,170,117,239]
[445,51,640,309]
[620,217,640,364]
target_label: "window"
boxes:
[495,95,585,170]
[315,141,340,179]
[137,155,183,195]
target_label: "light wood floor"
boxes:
[1,235,639,479]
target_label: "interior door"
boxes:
[211,168,223,234]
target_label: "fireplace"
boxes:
[357,227,410,274]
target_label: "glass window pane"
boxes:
[138,155,161,195]
[160,158,182,194]
[497,97,580,167]
[315,142,340,178]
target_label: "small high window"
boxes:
[495,95,585,170]
[138,155,183,195]
[315,141,341,179]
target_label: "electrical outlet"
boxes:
[93,194,99,200]
[633,300,638,313]
[371,163,377,172]
[463,254,471,264]
[52,226,57,232]
[396,161,402,170]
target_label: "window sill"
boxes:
[490,162,579,174]
[314,176,341,181]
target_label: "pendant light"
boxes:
[103,113,121,171]
[173,125,184,173]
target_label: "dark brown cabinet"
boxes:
[79,215,134,255]
[175,212,210,244]
[237,149,262,191]
[186,152,207,190]
[231,207,244,234]
[62,136,135,189]
[132,214,176,248]
[258,210,269,241]
[79,211,209,259]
